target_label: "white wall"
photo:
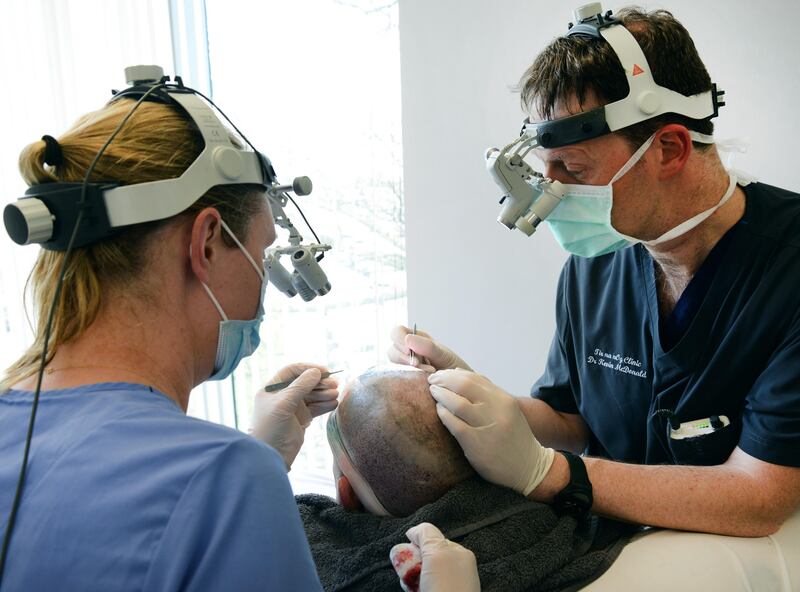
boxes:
[399,0,800,395]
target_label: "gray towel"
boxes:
[297,477,635,592]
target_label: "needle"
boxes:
[263,370,342,392]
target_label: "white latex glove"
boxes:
[251,363,339,470]
[390,523,479,592]
[429,369,554,496]
[388,325,473,372]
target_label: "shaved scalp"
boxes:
[336,368,475,516]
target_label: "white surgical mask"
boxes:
[546,132,741,257]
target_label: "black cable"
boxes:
[231,373,239,431]
[190,89,256,158]
[650,408,679,464]
[286,194,322,246]
[189,89,324,249]
[0,83,166,584]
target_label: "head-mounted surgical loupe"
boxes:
[485,2,725,236]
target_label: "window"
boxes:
[0,0,173,376]
[191,0,406,495]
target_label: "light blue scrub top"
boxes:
[0,382,323,591]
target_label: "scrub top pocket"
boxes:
[667,417,741,466]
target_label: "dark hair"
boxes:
[519,7,714,148]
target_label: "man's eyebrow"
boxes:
[533,147,590,163]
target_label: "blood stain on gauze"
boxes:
[390,543,422,592]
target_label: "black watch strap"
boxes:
[552,451,593,518]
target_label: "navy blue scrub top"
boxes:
[532,182,800,467]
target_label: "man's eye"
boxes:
[565,168,584,178]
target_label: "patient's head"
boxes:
[327,365,475,516]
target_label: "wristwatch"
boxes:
[552,451,593,518]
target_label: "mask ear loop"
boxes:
[609,133,657,185]
[219,219,265,281]
[642,173,737,246]
[666,131,756,185]
[190,217,271,322]
[189,244,230,322]
[689,130,750,169]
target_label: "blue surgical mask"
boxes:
[545,132,733,258]
[199,220,269,381]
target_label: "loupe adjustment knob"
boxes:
[274,176,313,196]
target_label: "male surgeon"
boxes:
[390,4,800,563]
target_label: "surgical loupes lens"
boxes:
[291,272,318,302]
[291,247,331,298]
[266,252,297,297]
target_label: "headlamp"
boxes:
[3,65,332,299]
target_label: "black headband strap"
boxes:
[41,135,64,167]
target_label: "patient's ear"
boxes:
[337,475,364,512]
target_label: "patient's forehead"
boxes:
[341,366,429,401]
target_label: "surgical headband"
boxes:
[522,4,725,149]
[326,411,392,516]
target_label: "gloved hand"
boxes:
[388,325,473,372]
[429,369,554,496]
[251,363,339,470]
[390,523,479,592]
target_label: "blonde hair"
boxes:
[2,98,264,390]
